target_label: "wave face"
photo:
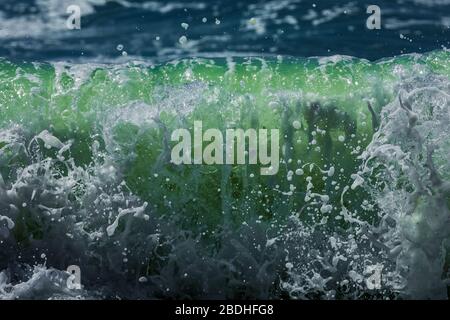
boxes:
[0,51,449,299]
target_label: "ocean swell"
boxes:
[0,51,449,299]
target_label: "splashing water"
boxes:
[0,52,449,299]
[356,74,450,299]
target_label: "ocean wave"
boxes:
[0,51,449,299]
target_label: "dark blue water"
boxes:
[1,0,450,301]
[0,0,449,62]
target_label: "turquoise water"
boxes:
[0,52,449,299]
[0,1,449,300]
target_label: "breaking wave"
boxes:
[0,51,449,299]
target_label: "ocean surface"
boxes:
[0,0,449,62]
[0,0,449,300]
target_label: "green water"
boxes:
[0,51,449,299]
[1,52,450,230]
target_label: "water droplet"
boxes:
[179,36,188,45]
[292,120,301,130]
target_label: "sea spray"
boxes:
[0,52,449,299]
[356,74,450,299]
